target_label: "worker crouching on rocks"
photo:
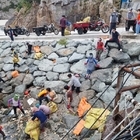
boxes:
[8,94,25,118]
[36,104,50,118]
[31,107,47,132]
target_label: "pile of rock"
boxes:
[0,38,140,139]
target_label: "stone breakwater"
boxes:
[1,39,140,139]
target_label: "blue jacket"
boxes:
[32,111,47,123]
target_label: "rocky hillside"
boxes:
[0,0,20,19]
[0,38,140,139]
[5,0,117,31]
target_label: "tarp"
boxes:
[77,97,91,117]
[33,46,40,53]
[73,119,85,135]
[25,120,40,140]
[84,108,110,132]
[11,70,19,78]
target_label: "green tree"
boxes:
[17,0,41,11]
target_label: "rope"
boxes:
[104,108,139,140]
[80,66,134,140]
[112,117,140,140]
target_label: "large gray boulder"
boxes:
[79,90,95,100]
[62,114,79,129]
[77,44,92,54]
[98,57,113,68]
[81,80,91,91]
[59,73,70,82]
[66,40,79,48]
[108,49,130,62]
[14,84,26,95]
[3,64,14,71]
[38,59,54,72]
[33,71,46,77]
[33,76,46,87]
[69,52,85,63]
[23,74,34,85]
[56,47,76,57]
[70,59,86,74]
[1,42,11,49]
[48,52,59,60]
[91,79,106,93]
[56,57,68,64]
[40,45,54,55]
[96,86,116,107]
[1,48,11,57]
[123,42,140,56]
[90,68,112,84]
[10,73,26,86]
[53,63,70,73]
[46,71,59,81]
[44,81,66,93]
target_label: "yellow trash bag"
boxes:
[65,29,71,35]
[47,101,58,113]
[13,56,19,63]
[34,52,43,59]
[83,16,91,23]
[25,120,40,140]
[77,97,91,117]
[84,108,110,132]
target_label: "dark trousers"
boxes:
[61,27,65,36]
[28,46,32,55]
[71,85,80,94]
[13,106,25,115]
[14,63,20,68]
[104,39,122,50]
[38,96,49,105]
[96,50,103,61]
[109,23,117,34]
[10,35,14,41]
[0,129,5,138]
[0,77,5,83]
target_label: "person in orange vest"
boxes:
[134,9,140,35]
[0,125,7,139]
[96,38,105,61]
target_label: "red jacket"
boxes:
[97,41,104,50]
[60,17,67,27]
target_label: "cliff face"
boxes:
[0,0,20,19]
[5,0,118,31]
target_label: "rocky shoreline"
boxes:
[0,38,140,140]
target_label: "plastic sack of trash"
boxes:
[83,16,91,23]
[47,101,58,113]
[84,108,110,132]
[65,29,71,35]
[25,119,40,140]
